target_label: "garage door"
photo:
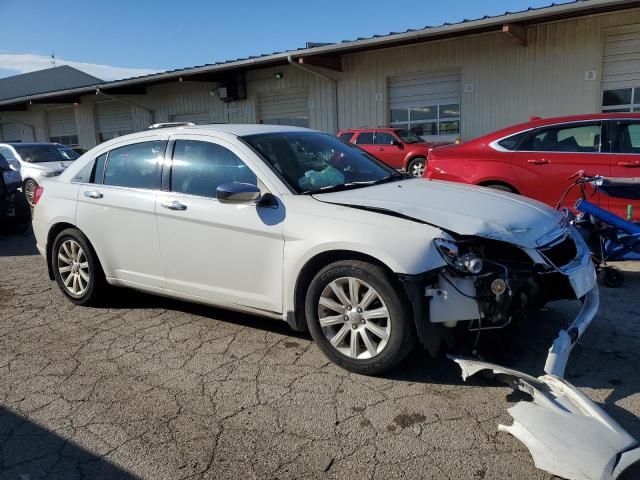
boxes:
[388,70,460,140]
[602,26,640,112]
[96,101,134,142]
[0,123,23,142]
[170,111,211,124]
[258,89,309,127]
[47,107,78,146]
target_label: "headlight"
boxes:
[434,238,483,274]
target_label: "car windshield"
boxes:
[242,131,404,194]
[13,145,80,163]
[394,129,422,144]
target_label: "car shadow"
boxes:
[70,254,640,437]
[0,406,140,479]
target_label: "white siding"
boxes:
[95,101,134,141]
[170,111,212,124]
[337,8,640,139]
[0,123,22,142]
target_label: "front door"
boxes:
[75,139,167,287]
[609,119,640,221]
[155,135,285,313]
[510,121,610,211]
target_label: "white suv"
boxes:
[0,142,80,206]
[31,124,598,375]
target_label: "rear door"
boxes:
[510,121,610,210]
[609,119,640,220]
[353,132,377,158]
[373,131,404,169]
[75,138,167,288]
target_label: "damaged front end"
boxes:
[426,223,640,479]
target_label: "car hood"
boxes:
[313,179,564,248]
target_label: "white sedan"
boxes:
[31,124,597,375]
[0,142,79,206]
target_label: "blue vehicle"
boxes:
[557,172,640,287]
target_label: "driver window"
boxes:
[170,140,257,198]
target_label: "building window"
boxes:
[390,103,460,139]
[602,88,640,112]
[50,135,79,146]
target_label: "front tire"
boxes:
[51,228,106,305]
[304,260,415,375]
[407,157,426,177]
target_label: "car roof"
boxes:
[167,123,313,136]
[339,127,397,133]
[478,113,640,142]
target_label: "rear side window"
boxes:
[354,132,374,145]
[170,140,257,198]
[525,123,601,153]
[612,121,640,154]
[374,132,397,145]
[498,131,530,151]
[338,132,354,142]
[103,141,165,189]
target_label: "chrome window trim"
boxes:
[489,119,608,155]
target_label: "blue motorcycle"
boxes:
[557,171,640,287]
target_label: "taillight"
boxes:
[33,186,44,205]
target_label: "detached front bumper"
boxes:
[451,276,640,480]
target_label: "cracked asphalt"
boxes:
[0,230,639,480]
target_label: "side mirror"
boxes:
[393,140,404,148]
[216,182,261,203]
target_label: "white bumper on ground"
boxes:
[451,283,640,480]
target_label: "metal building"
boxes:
[0,0,639,148]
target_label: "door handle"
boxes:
[526,159,550,165]
[160,200,187,211]
[617,161,640,168]
[377,148,384,151]
[84,190,103,199]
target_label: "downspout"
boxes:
[95,88,156,124]
[287,55,339,133]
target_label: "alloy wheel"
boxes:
[317,277,391,359]
[410,160,425,177]
[24,181,37,207]
[57,239,91,297]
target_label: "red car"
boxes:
[425,113,640,220]
[338,127,450,176]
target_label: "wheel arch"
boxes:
[476,179,520,194]
[45,223,105,281]
[290,249,407,333]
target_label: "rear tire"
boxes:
[600,266,625,288]
[407,157,426,177]
[51,228,106,306]
[304,260,415,375]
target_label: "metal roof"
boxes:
[0,0,638,108]
[0,66,103,102]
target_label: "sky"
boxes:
[0,0,560,81]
